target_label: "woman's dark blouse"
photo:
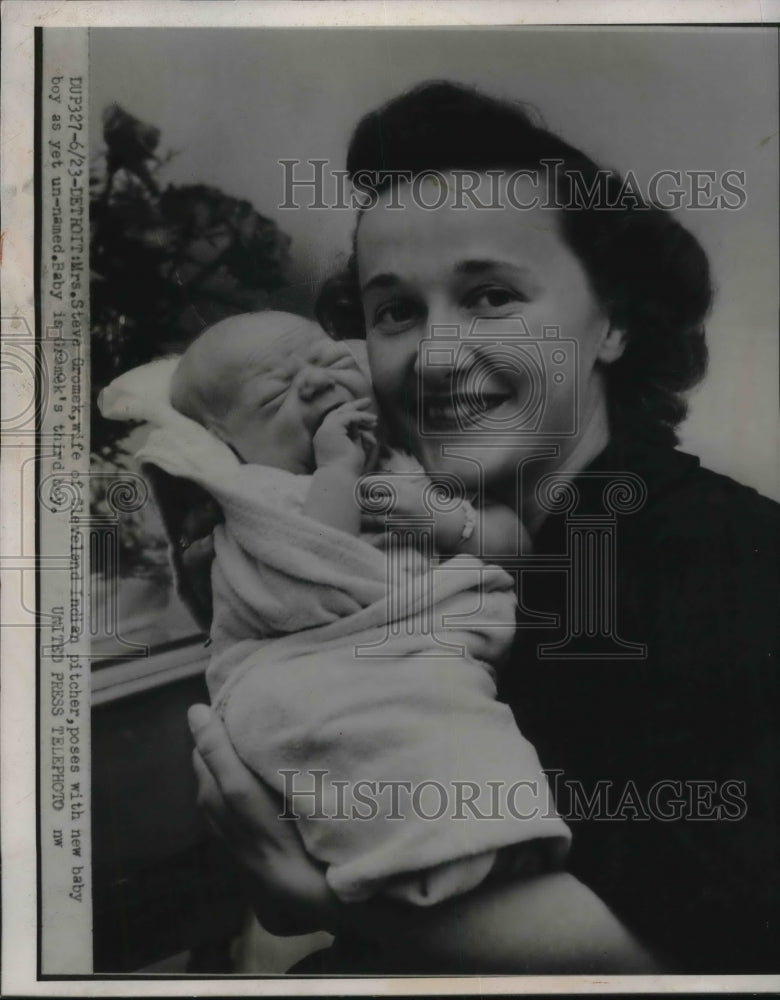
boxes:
[498,440,779,973]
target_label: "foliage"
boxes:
[90,104,291,577]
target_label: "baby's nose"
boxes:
[296,366,336,401]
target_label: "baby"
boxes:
[118,311,571,905]
[169,312,521,561]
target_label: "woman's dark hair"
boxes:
[316,81,711,447]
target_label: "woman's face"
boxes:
[357,173,622,496]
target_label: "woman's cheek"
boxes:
[365,332,394,397]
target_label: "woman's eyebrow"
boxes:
[360,272,400,294]
[455,258,532,276]
[361,260,535,294]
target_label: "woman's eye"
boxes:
[373,299,420,332]
[466,286,526,312]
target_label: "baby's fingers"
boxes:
[347,414,379,434]
[333,397,376,420]
[349,396,374,410]
[340,411,378,441]
[358,429,379,464]
[322,400,376,427]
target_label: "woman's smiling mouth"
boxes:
[421,390,515,431]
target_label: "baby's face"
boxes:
[219,320,373,472]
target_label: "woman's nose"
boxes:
[296,366,335,402]
[412,303,466,382]
[414,321,479,388]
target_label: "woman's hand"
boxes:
[188,705,662,971]
[187,703,339,937]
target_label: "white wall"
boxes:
[89,27,779,499]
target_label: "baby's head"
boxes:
[171,311,373,473]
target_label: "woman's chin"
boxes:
[418,436,527,500]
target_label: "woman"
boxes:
[187,81,779,974]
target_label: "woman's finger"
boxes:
[187,704,244,781]
[192,744,226,815]
[187,703,290,833]
[188,704,261,813]
[193,746,272,855]
[192,746,234,840]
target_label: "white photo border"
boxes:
[2,1,780,996]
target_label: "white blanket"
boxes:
[101,358,571,904]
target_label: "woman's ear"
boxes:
[597,324,627,365]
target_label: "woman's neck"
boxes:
[495,392,612,536]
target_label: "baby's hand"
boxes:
[313,398,378,474]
